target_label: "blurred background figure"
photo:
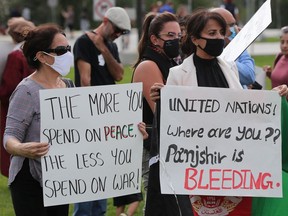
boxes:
[0,28,14,81]
[158,1,175,13]
[121,33,130,51]
[9,7,21,18]
[264,26,288,89]
[176,4,189,19]
[61,5,75,38]
[72,7,131,216]
[0,17,35,177]
[177,14,189,60]
[220,0,240,25]
[80,7,90,32]
[150,3,160,13]
[22,5,31,21]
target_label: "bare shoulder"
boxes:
[133,60,162,82]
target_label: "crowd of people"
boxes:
[1,1,288,216]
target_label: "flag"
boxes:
[252,97,288,216]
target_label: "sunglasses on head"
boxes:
[109,21,130,35]
[44,45,71,56]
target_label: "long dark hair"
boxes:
[133,12,178,68]
[181,9,226,56]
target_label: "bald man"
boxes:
[212,8,256,89]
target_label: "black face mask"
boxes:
[198,36,225,57]
[158,38,180,58]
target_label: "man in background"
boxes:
[72,7,131,216]
[212,7,256,89]
[220,0,240,24]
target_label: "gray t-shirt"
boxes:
[3,77,74,186]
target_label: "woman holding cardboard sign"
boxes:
[3,23,149,216]
[2,23,74,216]
[147,9,288,216]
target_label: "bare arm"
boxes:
[5,137,49,159]
[77,59,91,86]
[133,61,164,112]
[99,43,124,81]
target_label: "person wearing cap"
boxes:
[72,6,131,216]
[0,17,35,178]
[73,6,131,88]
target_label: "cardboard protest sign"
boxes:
[40,83,143,206]
[220,0,272,62]
[160,86,282,197]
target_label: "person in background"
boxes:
[72,7,131,216]
[150,3,160,13]
[3,23,74,216]
[211,7,256,89]
[176,4,189,19]
[80,7,90,32]
[149,9,288,216]
[9,7,21,18]
[0,22,6,35]
[114,192,143,216]
[22,6,31,21]
[264,26,288,91]
[132,11,191,216]
[0,17,35,178]
[61,5,75,39]
[177,14,189,60]
[158,1,175,14]
[220,0,240,25]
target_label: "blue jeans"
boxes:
[73,199,107,216]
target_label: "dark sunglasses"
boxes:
[109,21,130,35]
[44,45,71,56]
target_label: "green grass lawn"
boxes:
[252,55,275,90]
[258,37,280,43]
[252,55,275,68]
[0,176,13,215]
[0,56,274,215]
[0,173,143,216]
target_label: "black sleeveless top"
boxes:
[134,45,177,126]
